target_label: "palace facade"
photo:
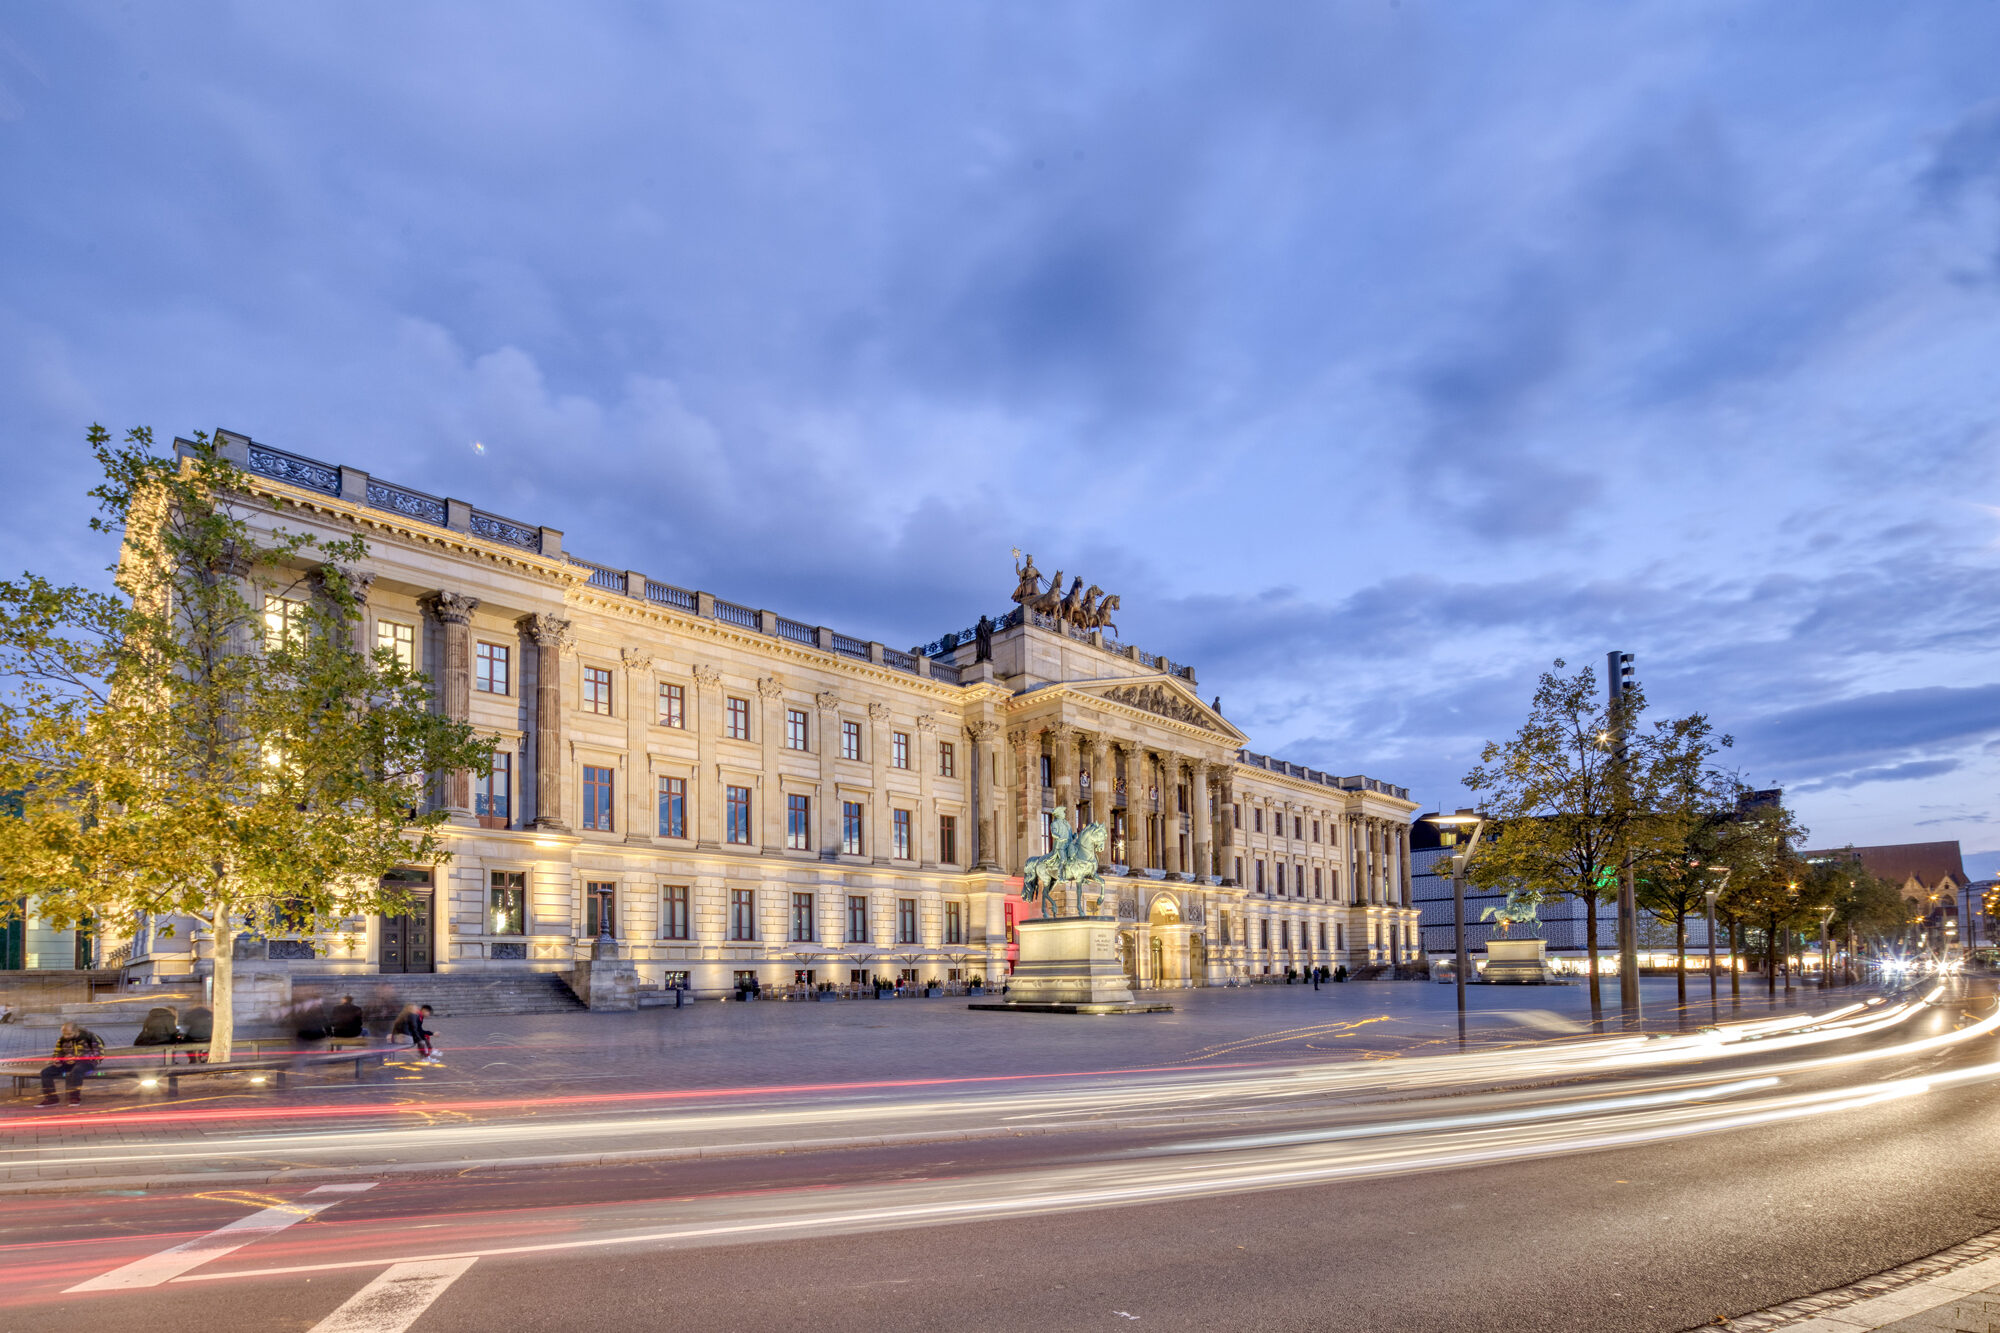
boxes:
[122,431,1419,996]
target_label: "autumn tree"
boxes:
[0,426,493,1061]
[1462,660,1730,1021]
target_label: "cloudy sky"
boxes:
[4,3,1998,868]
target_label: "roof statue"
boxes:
[1010,550,1118,632]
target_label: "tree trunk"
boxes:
[1675,912,1687,1009]
[1581,891,1602,1022]
[1766,916,1778,998]
[209,905,235,1065]
[1729,919,1741,1001]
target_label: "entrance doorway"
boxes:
[378,869,435,974]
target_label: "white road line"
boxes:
[66,1183,376,1292]
[307,1258,476,1333]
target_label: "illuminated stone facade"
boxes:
[124,432,1419,996]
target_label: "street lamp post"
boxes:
[1705,884,1721,1015]
[1818,906,1835,991]
[1425,808,1489,1045]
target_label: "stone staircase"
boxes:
[290,972,589,1017]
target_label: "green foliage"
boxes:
[0,426,495,1057]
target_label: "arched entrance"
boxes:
[1147,895,1189,989]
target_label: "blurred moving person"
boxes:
[133,1007,179,1046]
[328,994,366,1043]
[394,1003,439,1063]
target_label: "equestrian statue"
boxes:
[1022,810,1110,917]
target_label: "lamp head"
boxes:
[1425,808,1484,827]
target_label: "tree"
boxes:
[1462,660,1730,1021]
[0,427,494,1061]
[1806,850,1906,982]
[1710,800,1816,997]
[1634,770,1743,1010]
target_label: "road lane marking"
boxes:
[65,1183,376,1292]
[307,1257,476,1333]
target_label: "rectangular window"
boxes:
[1319,922,1329,950]
[1255,860,1266,893]
[475,642,510,694]
[892,732,910,769]
[1041,811,1055,855]
[657,776,687,839]
[842,801,864,855]
[945,902,963,945]
[726,696,749,739]
[663,969,690,989]
[1313,820,1321,843]
[376,619,414,669]
[1273,863,1285,894]
[1336,923,1345,951]
[938,741,955,778]
[488,871,525,936]
[725,785,752,844]
[847,895,869,943]
[841,719,862,760]
[1253,808,1264,833]
[791,892,815,942]
[263,593,307,648]
[586,882,616,938]
[659,682,685,728]
[1314,866,1323,899]
[477,751,511,820]
[1296,862,1307,897]
[897,898,918,945]
[1234,856,1243,884]
[1005,904,1017,945]
[661,885,689,940]
[1295,816,1304,840]
[730,889,755,941]
[785,708,809,750]
[787,794,811,850]
[938,814,958,865]
[1039,754,1052,788]
[582,666,613,715]
[582,766,614,831]
[1260,919,1270,950]
[892,809,912,860]
[1280,920,1290,949]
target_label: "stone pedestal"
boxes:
[568,942,640,1010]
[1482,936,1554,984]
[970,917,1170,1014]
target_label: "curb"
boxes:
[1702,1225,2000,1330]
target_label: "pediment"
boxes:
[1071,675,1246,741]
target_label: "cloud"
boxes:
[1794,759,1964,795]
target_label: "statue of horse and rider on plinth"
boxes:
[1022,811,1110,917]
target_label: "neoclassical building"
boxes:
[123,431,1419,996]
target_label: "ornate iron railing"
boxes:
[367,478,448,526]
[566,555,625,591]
[713,600,757,629]
[773,617,817,646]
[247,443,340,495]
[882,648,916,672]
[469,509,540,551]
[830,632,870,660]
[646,581,697,611]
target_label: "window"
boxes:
[726,696,750,739]
[663,969,690,990]
[376,619,415,669]
[842,801,865,855]
[582,766,614,831]
[1336,923,1345,951]
[1319,922,1329,950]
[477,752,511,821]
[945,902,964,945]
[1313,820,1321,843]
[1253,808,1264,833]
[897,898,918,945]
[726,785,752,844]
[1314,866,1323,899]
[1255,860,1266,893]
[892,732,910,769]
[659,682,685,728]
[841,720,862,760]
[892,809,912,860]
[1039,755,1052,788]
[787,794,811,850]
[489,871,525,935]
[661,885,689,940]
[1329,822,1339,846]
[585,882,616,938]
[475,642,510,694]
[1280,921,1290,950]
[847,895,868,943]
[730,889,755,941]
[938,814,958,865]
[583,666,613,715]
[785,709,809,750]
[1273,863,1285,894]
[791,892,815,942]
[1111,811,1128,864]
[263,593,307,648]
[1295,816,1304,840]
[1041,811,1055,855]
[1260,919,1270,950]
[1004,904,1017,945]
[938,742,956,778]
[1296,862,1307,897]
[658,776,687,839]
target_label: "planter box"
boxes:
[815,992,838,1002]
[924,987,942,998]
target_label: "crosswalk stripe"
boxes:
[65,1183,377,1292]
[306,1258,477,1333]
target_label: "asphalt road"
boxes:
[4,981,1996,1333]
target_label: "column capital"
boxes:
[421,590,479,625]
[756,675,785,698]
[966,719,998,741]
[310,564,373,606]
[868,701,890,721]
[692,664,723,690]
[517,612,572,649]
[621,647,655,672]
[815,689,841,712]
[1048,721,1076,743]
[914,713,938,732]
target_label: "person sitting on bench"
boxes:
[39,1022,104,1107]
[328,995,366,1041]
[394,1004,437,1062]
[134,1007,179,1046]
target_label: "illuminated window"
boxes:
[659,682,685,728]
[263,593,307,648]
[376,619,414,669]
[488,871,525,935]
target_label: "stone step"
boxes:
[290,973,588,1018]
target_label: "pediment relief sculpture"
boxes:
[1099,682,1222,731]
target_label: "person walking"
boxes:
[394,1003,439,1063]
[39,1022,105,1107]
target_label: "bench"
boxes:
[3,1043,394,1099]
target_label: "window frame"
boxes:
[477,750,511,821]
[725,696,750,740]
[582,665,614,716]
[892,808,912,860]
[896,897,918,945]
[725,785,752,845]
[938,813,957,866]
[585,881,617,939]
[846,894,868,944]
[375,618,415,669]
[786,793,811,851]
[937,741,955,778]
[475,641,510,695]
[658,775,687,839]
[488,870,526,936]
[658,681,685,728]
[891,732,910,770]
[730,889,755,941]
[790,891,815,943]
[785,708,809,751]
[840,719,862,760]
[581,765,615,832]
[841,801,864,856]
[661,884,690,940]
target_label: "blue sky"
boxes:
[3,3,1998,868]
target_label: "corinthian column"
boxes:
[968,721,1002,870]
[1190,759,1213,882]
[519,612,570,831]
[1049,723,1076,825]
[423,591,479,814]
